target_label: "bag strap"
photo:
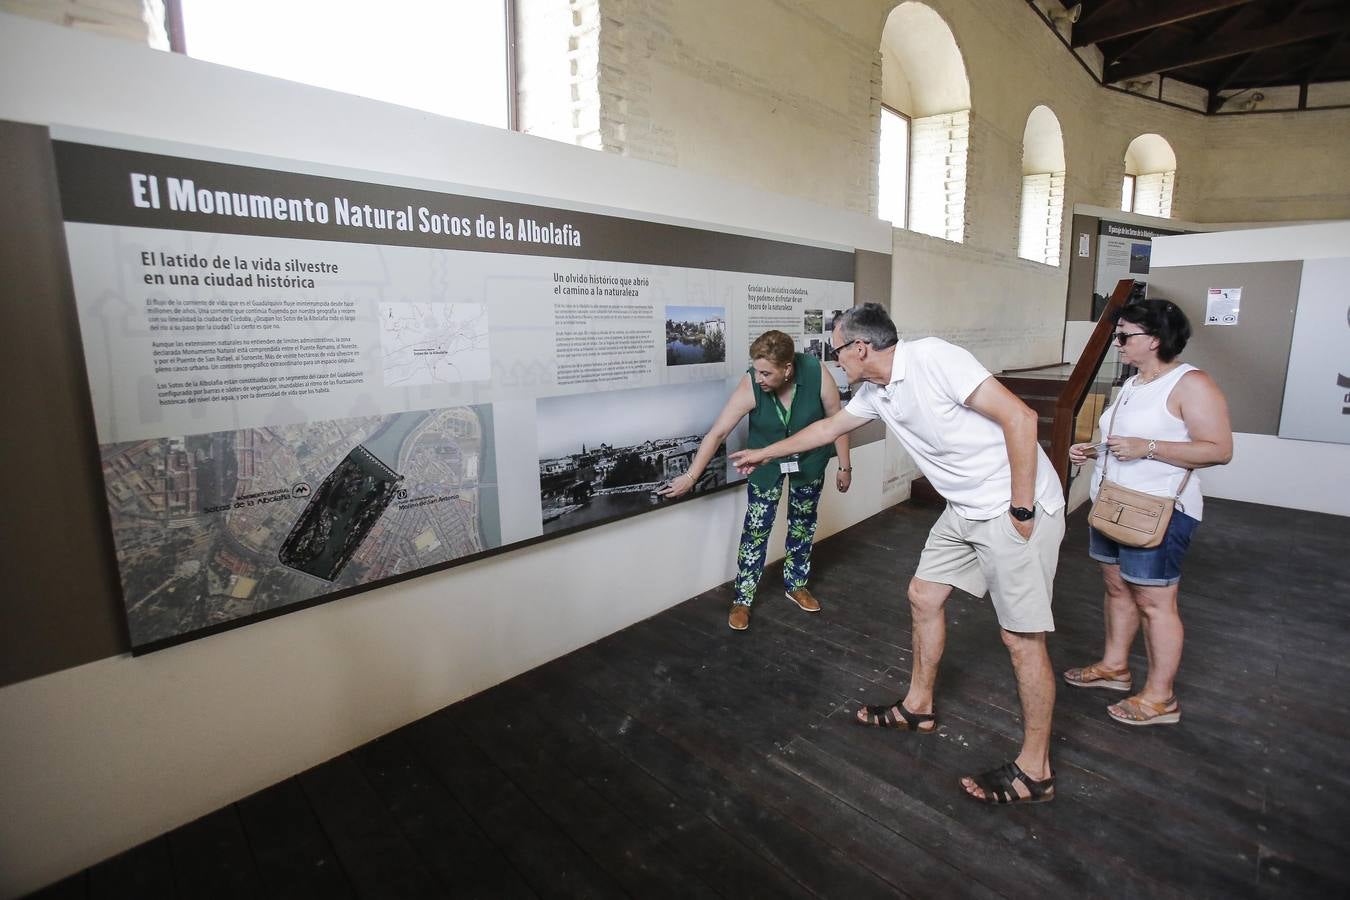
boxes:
[1101,383,1193,503]
[1101,391,1123,483]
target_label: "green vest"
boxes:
[746,352,835,489]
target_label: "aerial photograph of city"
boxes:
[100,406,491,646]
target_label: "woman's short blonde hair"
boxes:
[748,330,795,368]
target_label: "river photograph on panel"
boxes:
[100,405,495,647]
[664,304,727,366]
[1129,241,1152,275]
[537,380,735,534]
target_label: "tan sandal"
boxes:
[1108,694,1180,726]
[1063,662,1132,692]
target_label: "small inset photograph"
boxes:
[803,308,824,333]
[1129,242,1152,275]
[665,305,727,366]
[800,336,824,359]
[823,308,845,361]
[825,361,852,402]
[538,380,733,534]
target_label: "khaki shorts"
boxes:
[915,504,1064,633]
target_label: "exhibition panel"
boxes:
[50,131,856,650]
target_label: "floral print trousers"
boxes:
[733,476,823,607]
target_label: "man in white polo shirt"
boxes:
[730,303,1065,805]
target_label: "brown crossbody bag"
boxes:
[1088,391,1191,549]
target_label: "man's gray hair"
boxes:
[832,303,898,349]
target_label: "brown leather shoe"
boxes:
[786,588,821,613]
[728,603,751,631]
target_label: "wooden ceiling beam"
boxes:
[1206,54,1256,111]
[1301,27,1350,83]
[1073,0,1256,47]
[1104,28,1161,67]
[1105,8,1350,82]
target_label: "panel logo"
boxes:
[1341,302,1350,416]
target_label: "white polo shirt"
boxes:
[846,337,1064,520]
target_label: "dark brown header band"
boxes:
[53,141,854,282]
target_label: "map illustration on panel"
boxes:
[101,406,495,647]
[379,302,490,386]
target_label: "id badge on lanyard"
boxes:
[774,392,799,474]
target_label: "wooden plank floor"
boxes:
[30,498,1350,899]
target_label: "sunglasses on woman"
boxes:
[1113,331,1151,346]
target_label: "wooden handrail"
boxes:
[1048,278,1137,489]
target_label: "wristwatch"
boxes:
[1009,504,1036,521]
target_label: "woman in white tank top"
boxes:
[1062,299,1233,726]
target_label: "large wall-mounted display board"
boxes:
[53,131,855,652]
[1279,257,1350,444]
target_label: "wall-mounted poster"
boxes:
[1204,287,1242,326]
[1092,220,1182,317]
[52,130,855,651]
[1279,258,1350,445]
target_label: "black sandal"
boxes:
[855,699,936,733]
[963,761,1055,805]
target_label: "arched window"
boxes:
[1123,134,1177,218]
[878,3,971,242]
[877,106,910,227]
[1018,105,1066,265]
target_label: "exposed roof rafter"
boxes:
[1301,26,1350,83]
[1033,0,1350,114]
[1073,0,1256,47]
[1105,6,1350,83]
[1206,53,1257,111]
[1104,28,1160,68]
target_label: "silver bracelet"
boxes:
[838,467,852,472]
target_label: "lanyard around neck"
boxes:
[771,386,794,428]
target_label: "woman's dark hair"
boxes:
[1115,298,1191,362]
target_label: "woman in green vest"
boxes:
[658,330,851,630]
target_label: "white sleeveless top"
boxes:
[1090,363,1204,521]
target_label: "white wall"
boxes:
[890,229,1066,374]
[1151,220,1350,268]
[1201,433,1350,517]
[1151,223,1350,517]
[0,15,897,897]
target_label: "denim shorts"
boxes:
[1088,509,1198,587]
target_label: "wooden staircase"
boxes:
[908,367,1073,509]
[997,369,1071,455]
[907,278,1139,509]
